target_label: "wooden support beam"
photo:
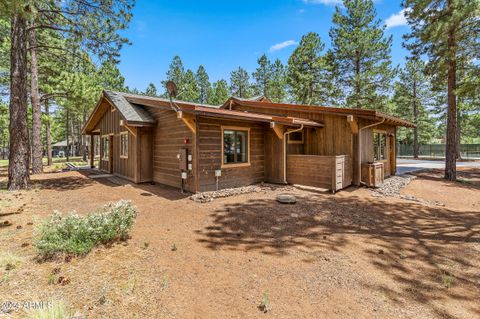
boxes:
[347,115,359,134]
[89,134,95,168]
[177,111,196,134]
[270,122,284,139]
[123,124,137,136]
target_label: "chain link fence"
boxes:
[397,144,480,159]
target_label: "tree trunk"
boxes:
[456,106,462,160]
[8,13,30,190]
[45,99,52,166]
[445,26,457,181]
[66,109,70,162]
[413,79,419,159]
[29,28,42,174]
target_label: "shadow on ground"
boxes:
[196,192,480,317]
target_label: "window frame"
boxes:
[373,130,388,162]
[221,126,251,168]
[120,131,129,159]
[101,134,110,162]
[287,129,304,144]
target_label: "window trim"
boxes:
[287,129,304,144]
[373,129,388,162]
[120,131,129,159]
[101,134,112,162]
[221,126,251,168]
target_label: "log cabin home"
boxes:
[82,91,415,193]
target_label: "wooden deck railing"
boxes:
[286,155,352,192]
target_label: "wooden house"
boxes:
[82,91,415,193]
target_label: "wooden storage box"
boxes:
[361,162,384,187]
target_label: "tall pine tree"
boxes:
[230,67,251,98]
[144,83,157,96]
[252,54,273,97]
[269,59,287,103]
[329,0,396,110]
[196,65,210,104]
[287,32,328,104]
[393,58,435,157]
[182,69,199,102]
[403,0,480,180]
[209,79,229,105]
[163,55,185,94]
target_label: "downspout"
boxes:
[357,117,385,185]
[283,124,304,184]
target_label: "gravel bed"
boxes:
[190,184,292,203]
[370,174,444,206]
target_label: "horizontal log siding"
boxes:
[95,101,136,180]
[197,117,265,192]
[287,155,352,191]
[145,107,196,192]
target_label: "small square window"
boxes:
[287,130,304,144]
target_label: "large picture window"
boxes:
[373,131,387,161]
[102,136,109,161]
[120,132,128,159]
[222,127,250,167]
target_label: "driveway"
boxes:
[397,158,480,174]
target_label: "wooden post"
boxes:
[89,134,95,168]
[353,132,361,186]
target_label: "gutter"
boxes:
[283,124,304,184]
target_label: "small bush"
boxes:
[0,251,23,271]
[35,200,137,258]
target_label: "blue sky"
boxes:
[119,0,410,91]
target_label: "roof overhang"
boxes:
[221,97,416,128]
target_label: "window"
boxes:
[120,132,128,158]
[287,130,304,144]
[102,136,109,161]
[222,127,249,167]
[373,131,387,161]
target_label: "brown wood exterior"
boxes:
[84,93,410,193]
[196,117,264,192]
[94,100,152,183]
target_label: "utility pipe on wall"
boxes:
[283,124,304,184]
[356,118,385,186]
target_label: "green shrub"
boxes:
[35,200,137,258]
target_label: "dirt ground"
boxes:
[0,167,479,319]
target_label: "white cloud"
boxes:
[385,9,409,29]
[269,40,298,53]
[302,0,342,5]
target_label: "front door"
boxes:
[108,135,114,173]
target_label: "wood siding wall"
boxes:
[144,107,196,192]
[359,122,396,177]
[95,101,137,181]
[196,117,265,192]
[287,155,352,191]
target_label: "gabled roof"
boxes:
[82,91,324,134]
[82,91,156,134]
[221,97,416,128]
[104,91,156,124]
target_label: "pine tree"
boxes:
[329,0,396,110]
[252,54,273,97]
[287,32,328,104]
[196,65,210,104]
[208,79,229,105]
[230,67,251,98]
[98,59,125,91]
[403,0,480,180]
[144,83,157,96]
[393,58,435,157]
[182,69,199,102]
[269,59,287,103]
[163,55,185,94]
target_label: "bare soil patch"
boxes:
[0,168,479,318]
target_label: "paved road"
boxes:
[397,159,480,174]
